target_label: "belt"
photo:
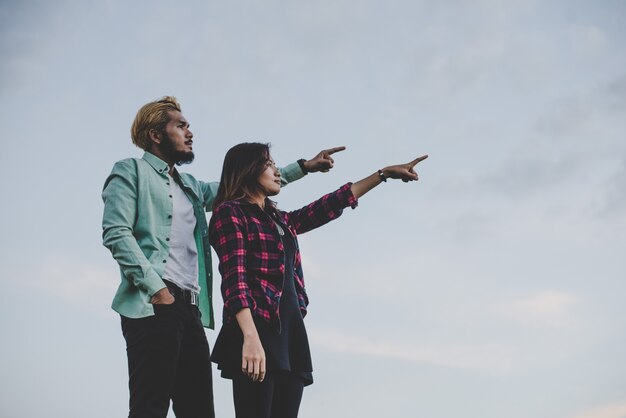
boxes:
[164,280,199,306]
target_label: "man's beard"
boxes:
[160,132,195,166]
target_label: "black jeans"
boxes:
[121,297,214,418]
[232,370,304,418]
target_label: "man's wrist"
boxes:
[297,158,308,175]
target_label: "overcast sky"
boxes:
[1,1,625,417]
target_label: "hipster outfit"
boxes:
[102,152,304,418]
[209,183,358,418]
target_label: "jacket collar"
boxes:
[142,152,170,175]
[142,152,199,199]
[229,197,277,209]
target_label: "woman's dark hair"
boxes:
[213,142,271,210]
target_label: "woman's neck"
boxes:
[247,192,267,208]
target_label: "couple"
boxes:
[102,96,427,418]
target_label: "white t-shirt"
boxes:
[162,173,200,293]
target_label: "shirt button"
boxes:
[168,215,172,219]
[169,195,172,198]
[166,182,170,185]
[166,238,170,241]
[162,260,167,263]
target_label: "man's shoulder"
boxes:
[110,157,140,171]
[179,171,204,190]
[111,156,161,175]
[179,171,200,182]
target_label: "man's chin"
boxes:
[175,151,195,166]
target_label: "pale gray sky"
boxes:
[1,1,625,417]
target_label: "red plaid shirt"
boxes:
[209,183,358,330]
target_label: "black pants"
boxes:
[121,297,214,418]
[232,370,304,418]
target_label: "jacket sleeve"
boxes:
[209,203,256,317]
[101,160,165,297]
[198,180,220,212]
[198,161,302,212]
[285,182,358,235]
[279,161,306,186]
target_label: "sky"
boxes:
[1,0,625,417]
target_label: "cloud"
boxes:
[474,74,626,204]
[600,157,626,217]
[569,23,609,57]
[604,75,626,110]
[480,152,581,198]
[23,255,118,315]
[311,328,517,374]
[494,290,579,329]
[571,401,626,418]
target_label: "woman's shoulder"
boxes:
[213,199,248,215]
[209,201,251,238]
[213,199,265,221]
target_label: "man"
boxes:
[101,96,344,418]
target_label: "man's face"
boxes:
[159,111,194,165]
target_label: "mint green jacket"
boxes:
[102,152,305,329]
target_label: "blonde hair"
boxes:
[130,96,182,150]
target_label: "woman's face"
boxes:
[257,155,281,197]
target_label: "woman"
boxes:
[209,142,427,418]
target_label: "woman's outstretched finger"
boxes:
[409,154,429,167]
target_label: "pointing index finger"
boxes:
[409,154,429,167]
[325,146,347,155]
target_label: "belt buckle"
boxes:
[190,292,197,305]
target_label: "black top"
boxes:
[211,214,313,386]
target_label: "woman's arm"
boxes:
[285,154,428,234]
[285,183,358,235]
[351,155,428,199]
[235,308,266,383]
[209,204,267,382]
[209,204,257,320]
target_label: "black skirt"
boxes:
[211,223,314,386]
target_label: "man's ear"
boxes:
[148,128,162,145]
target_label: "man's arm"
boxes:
[101,160,166,299]
[280,146,347,186]
[199,146,347,209]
